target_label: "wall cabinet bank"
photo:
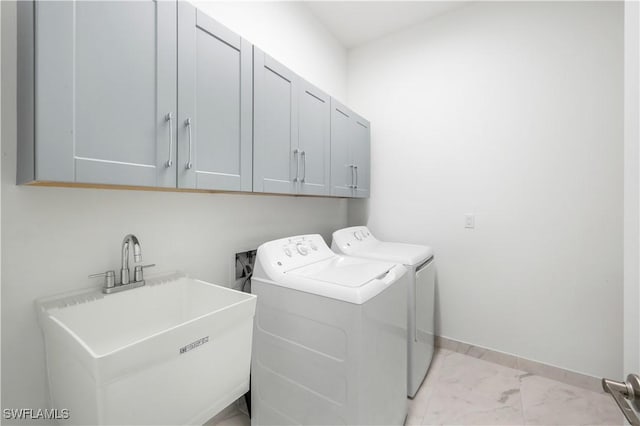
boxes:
[17,1,370,199]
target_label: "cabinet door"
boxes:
[35,1,177,187]
[253,48,298,194]
[177,5,252,191]
[298,81,330,196]
[352,113,371,198]
[330,99,355,197]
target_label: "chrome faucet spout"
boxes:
[90,233,154,294]
[121,234,141,285]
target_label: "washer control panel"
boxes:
[257,234,334,273]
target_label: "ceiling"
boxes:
[305,2,469,49]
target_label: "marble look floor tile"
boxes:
[420,350,525,425]
[436,352,525,402]
[212,348,623,426]
[204,402,245,426]
[421,389,524,425]
[520,375,622,426]
[214,413,251,426]
[438,337,601,393]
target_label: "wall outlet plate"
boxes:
[465,214,475,229]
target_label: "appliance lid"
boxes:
[352,242,433,266]
[287,256,396,288]
[252,233,408,304]
[331,226,433,266]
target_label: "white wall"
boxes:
[348,1,623,378]
[0,1,3,408]
[0,1,348,419]
[624,0,640,377]
[194,1,347,101]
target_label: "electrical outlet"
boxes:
[465,214,475,229]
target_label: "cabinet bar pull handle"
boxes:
[165,113,174,168]
[185,118,193,170]
[354,165,359,188]
[348,164,355,188]
[293,149,299,182]
[301,151,306,183]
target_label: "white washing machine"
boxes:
[331,226,435,398]
[251,234,408,425]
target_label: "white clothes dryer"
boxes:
[332,226,435,398]
[251,234,408,425]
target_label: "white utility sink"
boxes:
[36,273,257,425]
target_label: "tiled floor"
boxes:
[212,348,623,426]
[408,349,621,425]
[210,412,250,426]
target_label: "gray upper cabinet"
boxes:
[351,113,371,198]
[17,2,370,198]
[298,81,331,196]
[330,99,371,198]
[330,101,354,197]
[253,47,298,194]
[177,4,252,191]
[18,1,178,187]
[253,48,331,196]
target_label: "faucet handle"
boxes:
[134,264,156,283]
[89,270,116,289]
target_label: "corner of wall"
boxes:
[624,0,640,376]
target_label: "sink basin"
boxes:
[36,273,257,425]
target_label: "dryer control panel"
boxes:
[352,228,372,241]
[332,226,377,254]
[332,226,433,267]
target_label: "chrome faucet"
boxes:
[121,234,142,285]
[89,234,155,294]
